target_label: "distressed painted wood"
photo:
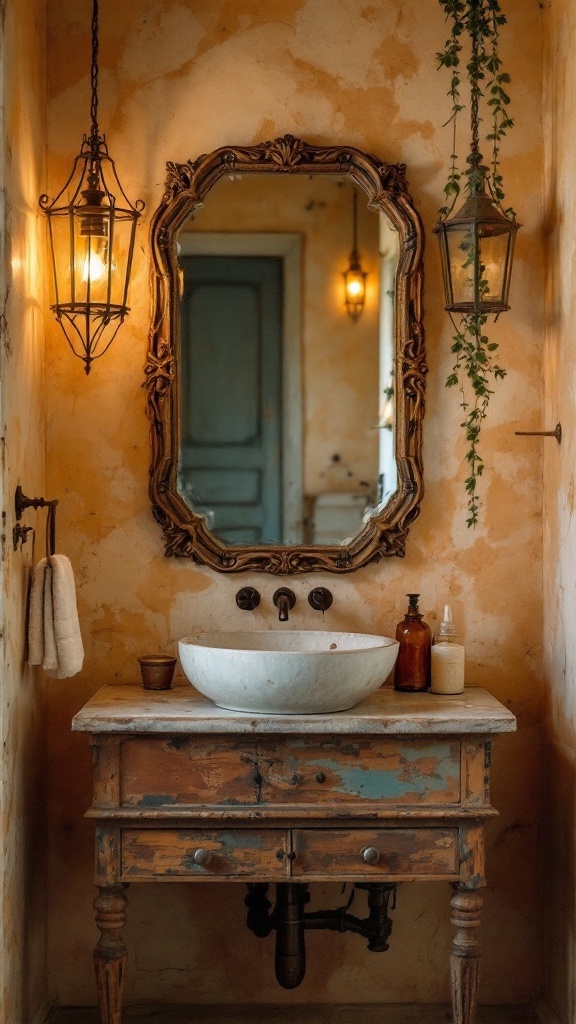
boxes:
[461,741,491,808]
[450,885,484,1024]
[93,885,128,1024]
[91,737,121,807]
[72,685,517,736]
[117,735,461,810]
[458,825,486,889]
[119,736,258,808]
[121,828,289,881]
[87,805,499,822]
[95,826,121,887]
[259,736,460,806]
[75,684,515,1024]
[291,827,459,880]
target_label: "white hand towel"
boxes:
[43,563,58,673]
[50,555,84,678]
[28,558,47,665]
[28,554,84,678]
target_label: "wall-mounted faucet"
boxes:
[273,588,296,622]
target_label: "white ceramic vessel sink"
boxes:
[178,631,399,715]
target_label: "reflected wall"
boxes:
[178,174,397,546]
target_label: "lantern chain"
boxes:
[89,0,100,155]
[467,13,483,195]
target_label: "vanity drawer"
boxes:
[259,737,461,806]
[116,735,461,810]
[291,827,459,879]
[121,828,289,880]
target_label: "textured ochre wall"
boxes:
[542,3,576,1022]
[45,0,544,1008]
[0,0,48,1021]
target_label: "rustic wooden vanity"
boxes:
[73,685,515,1024]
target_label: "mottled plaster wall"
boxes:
[46,0,544,1008]
[542,2,576,1022]
[0,0,48,1022]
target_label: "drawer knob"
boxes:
[362,846,380,865]
[193,848,212,867]
[315,772,326,784]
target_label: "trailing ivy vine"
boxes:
[437,0,515,526]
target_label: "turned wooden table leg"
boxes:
[450,884,484,1024]
[93,884,129,1024]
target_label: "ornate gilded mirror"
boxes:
[147,135,425,574]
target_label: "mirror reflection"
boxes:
[177,173,399,547]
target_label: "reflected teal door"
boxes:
[180,256,283,544]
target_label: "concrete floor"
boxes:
[49,1004,539,1024]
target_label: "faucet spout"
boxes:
[273,588,296,623]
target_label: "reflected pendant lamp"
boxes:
[343,190,367,320]
[434,29,518,315]
[40,0,144,374]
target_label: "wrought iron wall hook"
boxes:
[13,485,59,555]
[515,423,562,444]
[12,524,34,552]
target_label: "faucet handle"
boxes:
[236,587,261,611]
[273,588,296,622]
[308,587,333,612]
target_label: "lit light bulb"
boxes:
[81,249,107,283]
[343,264,367,319]
[346,278,363,298]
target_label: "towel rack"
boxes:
[13,485,58,557]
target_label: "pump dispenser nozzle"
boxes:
[438,605,457,639]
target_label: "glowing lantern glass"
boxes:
[343,190,367,320]
[40,0,144,374]
[434,184,518,315]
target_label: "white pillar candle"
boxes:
[430,642,465,694]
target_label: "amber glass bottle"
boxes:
[393,593,431,692]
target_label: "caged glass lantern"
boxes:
[40,0,144,374]
[434,181,518,315]
[343,190,367,320]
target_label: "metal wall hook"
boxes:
[13,524,34,552]
[515,423,562,444]
[13,485,59,556]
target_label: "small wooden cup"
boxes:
[138,654,177,690]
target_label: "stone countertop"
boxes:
[72,685,516,736]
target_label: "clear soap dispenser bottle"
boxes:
[393,593,431,692]
[430,605,465,695]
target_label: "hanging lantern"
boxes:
[40,0,144,374]
[343,190,367,320]
[434,181,518,315]
[434,16,519,319]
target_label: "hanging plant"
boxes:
[435,0,519,526]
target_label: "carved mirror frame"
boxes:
[146,135,426,574]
